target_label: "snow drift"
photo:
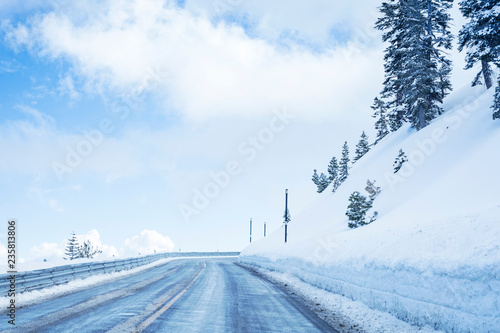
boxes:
[240,85,500,332]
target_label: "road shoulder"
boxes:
[237,262,441,333]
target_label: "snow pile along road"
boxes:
[240,263,444,333]
[240,85,500,333]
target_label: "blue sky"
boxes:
[0,0,470,265]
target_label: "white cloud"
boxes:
[78,229,101,245]
[57,74,80,101]
[187,0,380,46]
[123,229,175,256]
[0,59,22,73]
[78,229,119,258]
[28,242,64,261]
[5,0,384,122]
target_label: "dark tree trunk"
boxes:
[482,60,493,90]
[418,103,426,129]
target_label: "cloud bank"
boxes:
[5,0,384,121]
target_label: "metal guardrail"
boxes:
[0,251,239,293]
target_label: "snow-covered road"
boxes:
[0,258,337,332]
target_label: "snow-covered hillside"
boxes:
[240,85,500,332]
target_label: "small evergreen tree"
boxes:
[354,131,370,163]
[493,80,500,120]
[371,97,390,143]
[79,240,102,259]
[339,142,350,183]
[327,157,340,192]
[394,148,408,173]
[327,157,338,182]
[64,232,80,260]
[346,191,373,228]
[317,173,330,193]
[312,169,320,189]
[331,177,341,193]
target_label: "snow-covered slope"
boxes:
[240,85,500,332]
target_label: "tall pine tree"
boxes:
[458,0,499,90]
[354,131,370,162]
[339,142,350,183]
[375,0,406,130]
[458,0,500,120]
[371,97,390,143]
[376,0,453,130]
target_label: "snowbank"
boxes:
[240,85,500,332]
[240,263,443,333]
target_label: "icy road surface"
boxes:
[0,258,337,332]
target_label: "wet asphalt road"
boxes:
[0,258,337,333]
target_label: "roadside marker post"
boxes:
[284,189,290,243]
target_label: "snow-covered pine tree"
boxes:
[312,169,321,191]
[403,0,453,130]
[64,232,80,260]
[376,0,454,130]
[493,81,500,120]
[339,141,350,183]
[331,177,341,193]
[375,0,406,131]
[327,157,338,182]
[317,173,330,193]
[346,191,373,228]
[327,157,341,192]
[371,97,390,143]
[354,131,370,163]
[394,148,408,173]
[458,0,500,120]
[388,108,405,131]
[458,0,500,90]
